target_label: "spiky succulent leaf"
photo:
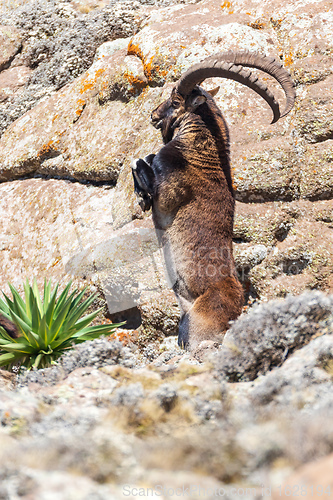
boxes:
[69,309,102,333]
[2,292,15,314]
[8,309,34,339]
[38,314,51,348]
[43,279,51,312]
[32,279,43,316]
[0,352,17,367]
[0,280,124,371]
[45,284,59,327]
[62,300,100,333]
[8,284,27,318]
[53,282,72,315]
[67,288,86,312]
[48,295,75,343]
[0,302,11,318]
[1,342,36,354]
[31,295,42,334]
[24,279,33,322]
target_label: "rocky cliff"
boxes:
[0,0,333,497]
[0,0,332,324]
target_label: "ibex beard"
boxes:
[132,50,295,352]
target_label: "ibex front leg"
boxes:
[132,155,156,212]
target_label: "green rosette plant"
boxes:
[0,279,124,370]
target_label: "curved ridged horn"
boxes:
[177,51,296,124]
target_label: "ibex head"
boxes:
[151,86,219,144]
[151,50,296,144]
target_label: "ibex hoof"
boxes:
[177,314,189,350]
[132,158,154,211]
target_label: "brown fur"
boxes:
[132,85,244,350]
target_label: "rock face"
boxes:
[1,7,333,496]
[0,177,173,335]
[0,0,146,136]
[0,0,332,333]
[0,0,333,488]
[0,25,22,71]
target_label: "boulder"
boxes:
[0,25,22,71]
[0,65,32,103]
[0,178,175,338]
[250,334,333,408]
[127,0,279,85]
[214,291,333,382]
[295,76,333,144]
[273,454,333,500]
[0,0,145,135]
[0,51,160,183]
[233,139,299,203]
[248,205,333,299]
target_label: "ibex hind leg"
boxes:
[178,313,190,349]
[176,295,193,349]
[132,157,155,211]
[180,276,244,352]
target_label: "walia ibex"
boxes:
[132,50,296,352]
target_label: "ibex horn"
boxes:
[176,51,296,124]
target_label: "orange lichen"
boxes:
[143,55,155,81]
[127,39,169,83]
[75,98,86,116]
[51,257,61,267]
[221,0,232,9]
[221,1,233,13]
[52,114,59,123]
[284,51,294,67]
[79,68,106,94]
[248,19,266,29]
[127,40,145,61]
[123,70,148,95]
[109,329,139,346]
[38,140,55,158]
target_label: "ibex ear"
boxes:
[207,86,220,97]
[187,93,206,111]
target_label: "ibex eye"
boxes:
[172,100,180,108]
